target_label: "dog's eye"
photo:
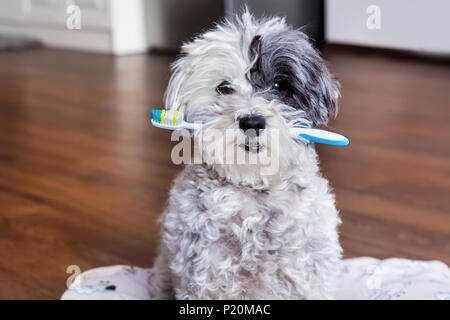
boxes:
[273,78,289,91]
[216,81,235,95]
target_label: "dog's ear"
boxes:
[164,55,190,111]
[303,48,340,126]
[292,32,340,126]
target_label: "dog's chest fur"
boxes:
[162,164,341,299]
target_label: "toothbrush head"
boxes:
[151,109,187,130]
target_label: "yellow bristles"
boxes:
[173,110,178,126]
[160,109,166,124]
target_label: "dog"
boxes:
[148,10,342,300]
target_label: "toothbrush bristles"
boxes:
[151,109,183,126]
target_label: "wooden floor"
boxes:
[0,46,449,299]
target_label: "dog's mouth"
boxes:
[240,142,263,153]
[238,134,265,153]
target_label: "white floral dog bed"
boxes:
[61,257,450,300]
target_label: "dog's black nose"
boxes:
[239,115,265,136]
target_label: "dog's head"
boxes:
[165,11,339,186]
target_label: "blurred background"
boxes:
[0,0,449,298]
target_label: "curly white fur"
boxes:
[148,11,342,300]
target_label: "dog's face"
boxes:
[165,12,339,184]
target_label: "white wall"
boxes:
[326,0,450,55]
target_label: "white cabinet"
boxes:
[0,0,145,55]
[0,0,225,55]
[0,0,109,28]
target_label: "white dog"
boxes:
[148,11,342,300]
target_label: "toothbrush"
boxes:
[151,109,349,146]
[289,127,349,146]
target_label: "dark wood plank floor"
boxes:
[0,46,449,299]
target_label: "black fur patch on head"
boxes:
[247,30,339,126]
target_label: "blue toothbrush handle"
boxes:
[291,128,350,146]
